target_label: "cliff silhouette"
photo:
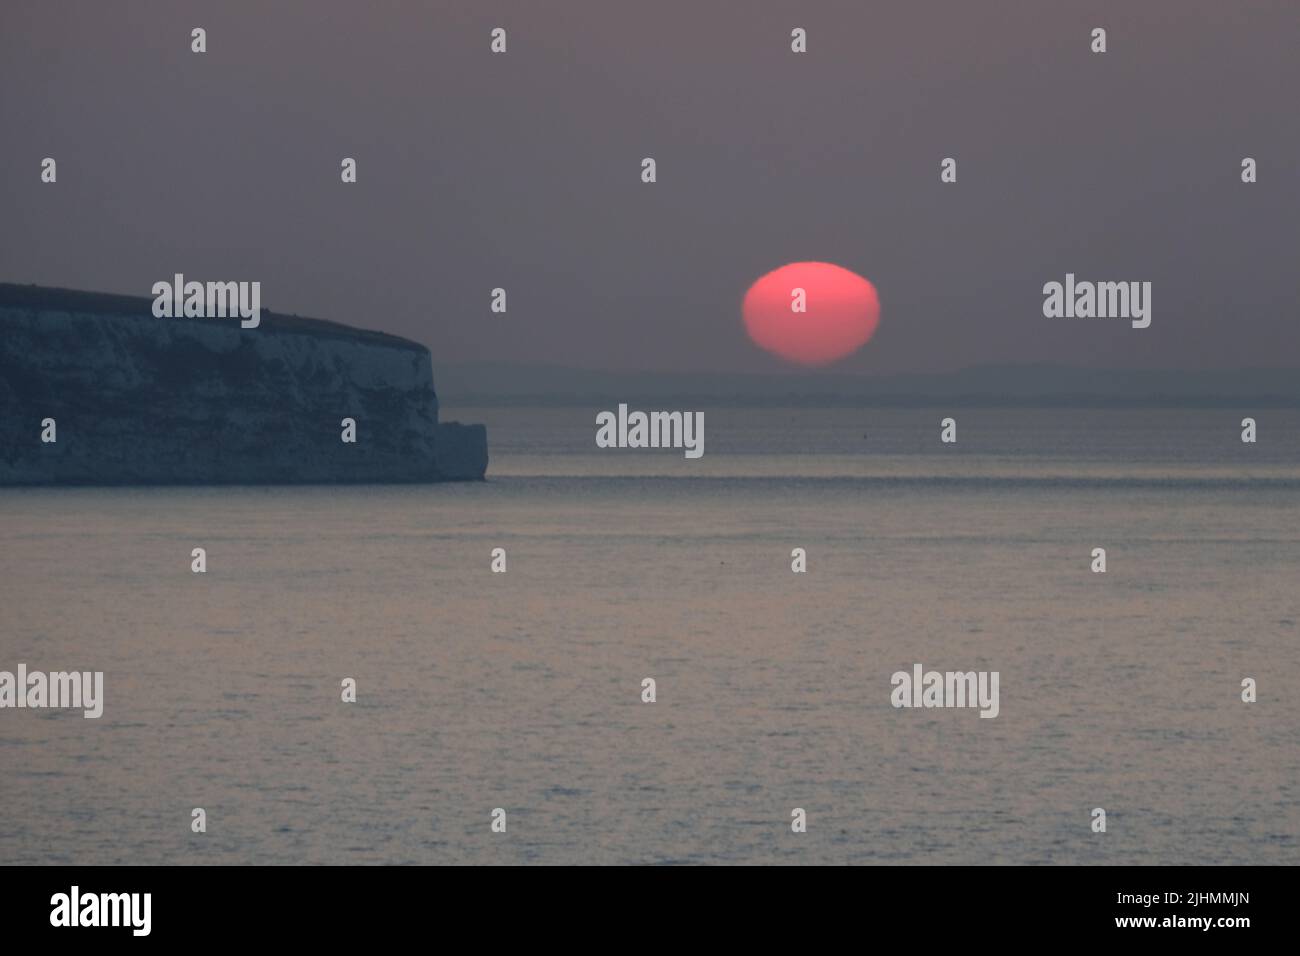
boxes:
[0,283,487,484]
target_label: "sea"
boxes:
[1,406,1297,864]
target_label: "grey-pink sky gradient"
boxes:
[2,0,1297,374]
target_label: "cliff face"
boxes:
[0,284,487,484]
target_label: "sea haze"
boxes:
[1,407,1296,864]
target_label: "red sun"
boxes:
[742,261,880,366]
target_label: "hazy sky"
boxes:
[3,1,1297,374]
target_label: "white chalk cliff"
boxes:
[0,284,487,484]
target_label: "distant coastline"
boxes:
[433,362,1300,408]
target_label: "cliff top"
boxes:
[0,282,426,353]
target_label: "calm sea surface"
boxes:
[2,407,1297,864]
